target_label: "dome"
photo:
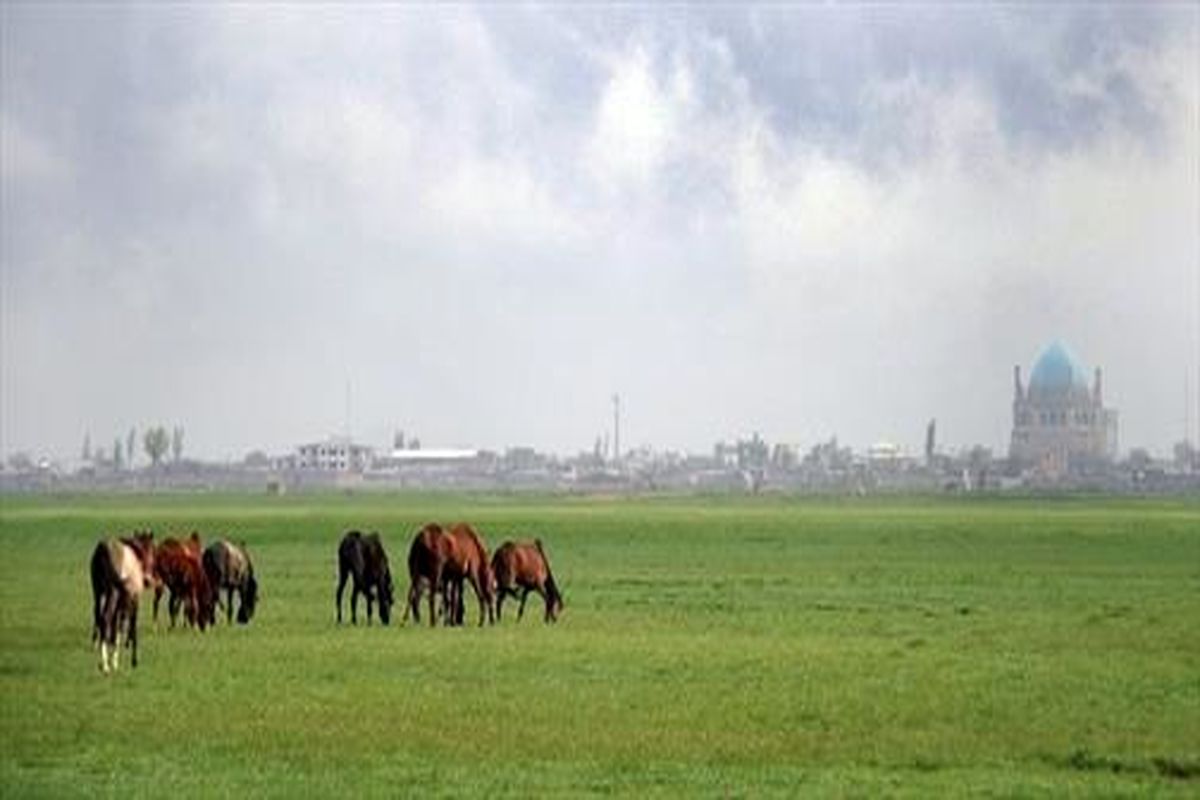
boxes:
[1029,340,1089,395]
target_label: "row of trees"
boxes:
[81,426,184,470]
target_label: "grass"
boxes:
[1,492,1198,796]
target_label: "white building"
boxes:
[295,437,374,472]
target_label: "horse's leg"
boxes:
[153,584,163,627]
[336,567,349,625]
[428,569,440,627]
[495,589,505,622]
[402,580,417,625]
[366,584,374,626]
[226,587,234,625]
[459,580,468,626]
[128,598,139,668]
[444,580,456,626]
[168,592,179,628]
[465,574,486,627]
[111,596,125,672]
[184,591,197,629]
[517,588,530,621]
[98,591,113,672]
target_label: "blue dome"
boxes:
[1029,341,1089,393]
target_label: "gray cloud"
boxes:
[2,4,1197,461]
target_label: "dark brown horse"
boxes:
[492,539,563,623]
[336,530,394,625]
[153,534,214,630]
[90,531,156,672]
[202,539,258,625]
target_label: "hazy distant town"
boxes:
[3,425,1197,497]
[5,341,1198,495]
[4,362,1195,494]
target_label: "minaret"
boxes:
[1013,365,1024,402]
[1093,367,1103,405]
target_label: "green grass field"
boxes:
[1,493,1198,796]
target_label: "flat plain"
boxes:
[1,492,1198,797]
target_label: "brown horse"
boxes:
[90,531,156,672]
[403,522,495,627]
[153,534,214,630]
[403,523,454,626]
[203,539,258,625]
[492,539,563,623]
[442,522,496,627]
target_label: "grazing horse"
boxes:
[442,522,496,627]
[336,530,394,626]
[404,523,454,627]
[90,531,156,672]
[202,539,258,625]
[404,522,495,627]
[492,539,563,623]
[153,534,214,630]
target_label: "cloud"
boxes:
[1,5,1196,460]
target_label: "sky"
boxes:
[2,4,1198,462]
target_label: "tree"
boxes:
[243,450,271,469]
[171,426,184,464]
[126,427,136,469]
[112,437,124,470]
[143,426,169,468]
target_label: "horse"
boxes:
[202,539,258,625]
[492,539,563,623]
[403,523,454,627]
[90,531,156,672]
[403,522,495,628]
[153,534,214,630]
[336,530,394,625]
[442,522,495,627]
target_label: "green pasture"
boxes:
[1,493,1198,796]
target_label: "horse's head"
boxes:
[545,578,564,623]
[237,574,258,624]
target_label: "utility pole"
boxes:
[612,393,621,466]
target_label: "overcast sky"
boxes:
[2,4,1198,462]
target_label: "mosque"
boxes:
[1009,341,1118,476]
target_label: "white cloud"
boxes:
[1,7,1196,459]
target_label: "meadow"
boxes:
[1,492,1198,797]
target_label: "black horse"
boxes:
[336,531,394,626]
[202,539,258,625]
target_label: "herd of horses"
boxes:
[89,532,258,673]
[89,522,562,674]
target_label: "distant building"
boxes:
[1009,341,1118,476]
[295,437,374,472]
